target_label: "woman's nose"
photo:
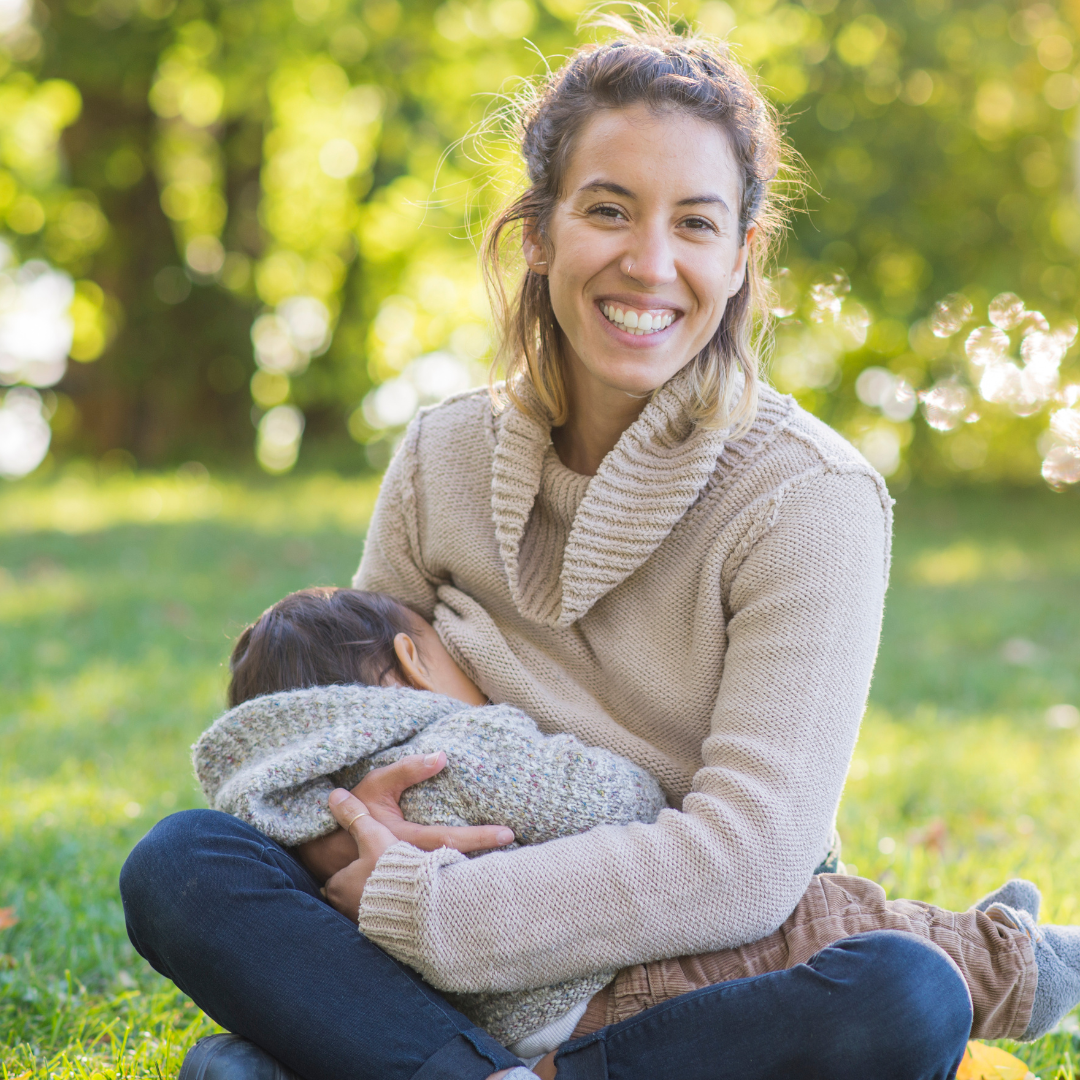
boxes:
[620,225,677,287]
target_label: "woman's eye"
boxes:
[681,217,717,232]
[590,204,626,221]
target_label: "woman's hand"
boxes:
[354,752,515,852]
[296,753,515,883]
[323,789,399,921]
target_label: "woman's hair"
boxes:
[483,5,788,433]
[227,587,421,708]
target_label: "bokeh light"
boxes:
[256,404,305,473]
[251,296,331,377]
[855,427,902,476]
[771,266,1080,486]
[0,387,50,478]
[855,367,917,422]
[930,294,973,339]
[0,257,74,388]
[0,0,29,33]
[919,382,972,432]
[358,350,480,431]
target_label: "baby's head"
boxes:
[227,587,486,709]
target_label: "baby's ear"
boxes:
[392,632,435,692]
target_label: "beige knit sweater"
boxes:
[352,369,892,996]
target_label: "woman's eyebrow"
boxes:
[578,180,635,198]
[676,194,730,213]
[577,180,730,215]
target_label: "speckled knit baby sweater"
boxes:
[192,683,667,1044]
[351,368,893,996]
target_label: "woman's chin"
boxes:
[589,364,685,400]
[587,345,692,394]
[563,326,697,399]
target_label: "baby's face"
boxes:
[396,618,489,707]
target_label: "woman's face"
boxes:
[530,104,751,400]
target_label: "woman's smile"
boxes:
[597,299,678,337]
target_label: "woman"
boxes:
[120,14,973,1080]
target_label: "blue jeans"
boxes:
[120,811,973,1080]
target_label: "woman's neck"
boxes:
[550,357,650,477]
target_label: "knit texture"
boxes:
[193,685,459,847]
[353,367,893,995]
[192,683,665,1043]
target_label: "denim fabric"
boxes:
[120,811,972,1080]
[120,810,520,1080]
[555,931,973,1080]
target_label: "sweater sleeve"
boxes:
[353,416,440,620]
[356,467,891,994]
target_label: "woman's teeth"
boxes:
[600,303,675,335]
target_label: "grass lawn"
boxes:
[2,469,1080,1078]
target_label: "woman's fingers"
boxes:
[323,791,400,921]
[346,755,516,853]
[349,753,515,852]
[392,819,515,854]
[329,788,370,832]
[328,789,397,851]
[354,753,448,804]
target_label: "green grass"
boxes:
[2,471,1079,1078]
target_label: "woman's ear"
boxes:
[522,221,549,276]
[393,632,436,692]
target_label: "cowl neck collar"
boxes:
[491,367,731,628]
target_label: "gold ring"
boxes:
[349,811,370,824]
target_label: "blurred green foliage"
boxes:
[2,0,1080,481]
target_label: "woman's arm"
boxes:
[353,417,440,619]
[353,468,891,993]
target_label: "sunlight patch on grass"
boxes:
[841,709,1080,1076]
[909,542,1035,586]
[0,567,90,623]
[0,777,165,836]
[0,470,381,536]
[4,653,222,797]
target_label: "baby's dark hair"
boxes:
[227,587,422,708]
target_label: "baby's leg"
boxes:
[574,876,1039,1043]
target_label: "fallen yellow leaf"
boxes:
[956,1040,1037,1080]
[0,907,17,930]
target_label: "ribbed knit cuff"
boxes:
[357,840,465,973]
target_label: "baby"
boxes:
[195,586,1080,1065]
